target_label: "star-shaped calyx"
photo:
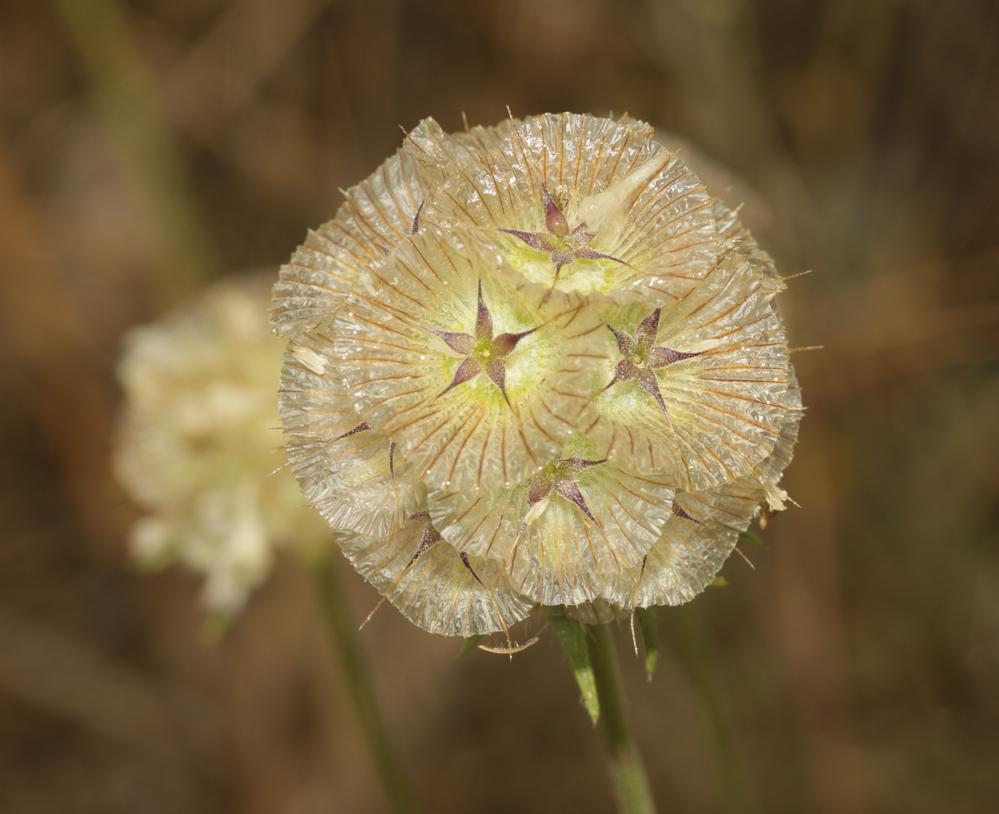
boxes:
[602,309,702,421]
[430,281,534,406]
[406,511,485,584]
[525,457,606,525]
[500,188,629,288]
[360,510,486,631]
[332,420,399,477]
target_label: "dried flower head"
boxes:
[274,112,802,637]
[115,276,327,616]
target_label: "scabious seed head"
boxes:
[274,112,803,636]
[115,276,328,617]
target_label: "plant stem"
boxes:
[313,556,417,814]
[586,623,658,814]
[56,0,217,301]
[669,606,751,814]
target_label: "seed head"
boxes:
[274,113,803,636]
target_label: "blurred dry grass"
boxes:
[1,0,998,812]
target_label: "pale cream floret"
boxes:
[117,276,328,616]
[575,156,669,236]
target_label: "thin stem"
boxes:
[313,555,418,814]
[586,623,658,814]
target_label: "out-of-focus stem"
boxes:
[586,623,658,814]
[56,0,217,300]
[668,606,751,814]
[313,556,418,814]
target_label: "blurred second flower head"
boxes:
[114,274,327,616]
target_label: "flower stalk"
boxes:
[586,623,658,814]
[313,554,418,814]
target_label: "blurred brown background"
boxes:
[2,0,998,812]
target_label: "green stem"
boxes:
[586,623,658,814]
[313,556,418,814]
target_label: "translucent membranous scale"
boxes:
[274,112,803,636]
